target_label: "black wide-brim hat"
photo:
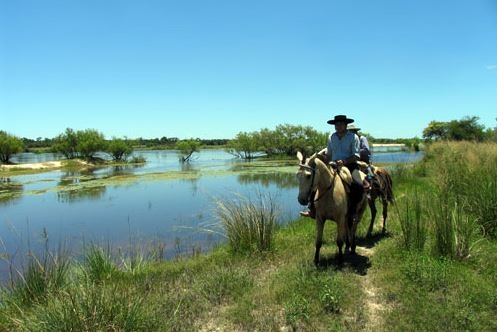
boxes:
[327,115,354,125]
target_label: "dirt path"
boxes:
[356,245,387,331]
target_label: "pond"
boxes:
[0,149,423,283]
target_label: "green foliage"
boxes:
[53,128,107,161]
[0,130,24,163]
[76,129,107,161]
[274,123,326,156]
[176,138,201,162]
[423,116,486,141]
[52,128,79,159]
[106,137,133,161]
[226,131,260,159]
[227,124,327,159]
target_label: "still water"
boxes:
[1,149,422,282]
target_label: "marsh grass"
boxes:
[430,141,497,238]
[215,191,278,254]
[9,250,70,307]
[396,190,426,251]
[81,245,117,283]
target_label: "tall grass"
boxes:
[15,282,151,331]
[396,191,426,251]
[0,239,158,330]
[9,251,70,307]
[428,141,497,238]
[6,229,71,307]
[81,245,117,283]
[215,191,278,254]
[395,141,494,260]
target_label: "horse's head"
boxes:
[296,151,317,205]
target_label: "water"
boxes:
[0,149,422,283]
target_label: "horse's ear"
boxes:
[296,151,304,163]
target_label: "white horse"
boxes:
[297,152,367,265]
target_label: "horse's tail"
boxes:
[377,168,395,204]
[383,170,395,204]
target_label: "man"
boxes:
[347,123,374,181]
[347,124,371,164]
[300,115,370,218]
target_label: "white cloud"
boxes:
[486,64,497,70]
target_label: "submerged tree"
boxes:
[0,131,24,163]
[176,138,201,163]
[77,129,107,161]
[107,137,133,161]
[53,128,107,161]
[226,131,259,159]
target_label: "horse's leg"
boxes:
[381,198,388,234]
[367,197,377,238]
[314,218,324,266]
[336,217,347,262]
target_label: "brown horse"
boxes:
[360,164,395,237]
[297,152,367,265]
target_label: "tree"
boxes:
[226,131,259,159]
[446,116,485,141]
[0,131,24,163]
[76,129,107,161]
[176,138,201,162]
[422,116,485,142]
[107,137,133,161]
[274,124,325,156]
[422,121,448,141]
[53,128,79,159]
[257,128,280,156]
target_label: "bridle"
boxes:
[299,162,336,203]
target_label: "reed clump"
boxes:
[215,191,278,254]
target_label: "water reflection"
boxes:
[237,172,297,188]
[57,186,107,203]
[0,178,23,205]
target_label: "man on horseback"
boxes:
[300,115,370,218]
[347,123,375,182]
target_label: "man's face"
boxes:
[334,121,347,133]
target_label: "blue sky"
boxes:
[1,0,496,140]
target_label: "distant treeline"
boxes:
[2,115,496,164]
[20,136,229,150]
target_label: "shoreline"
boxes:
[1,161,64,170]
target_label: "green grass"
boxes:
[215,191,278,254]
[1,141,497,331]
